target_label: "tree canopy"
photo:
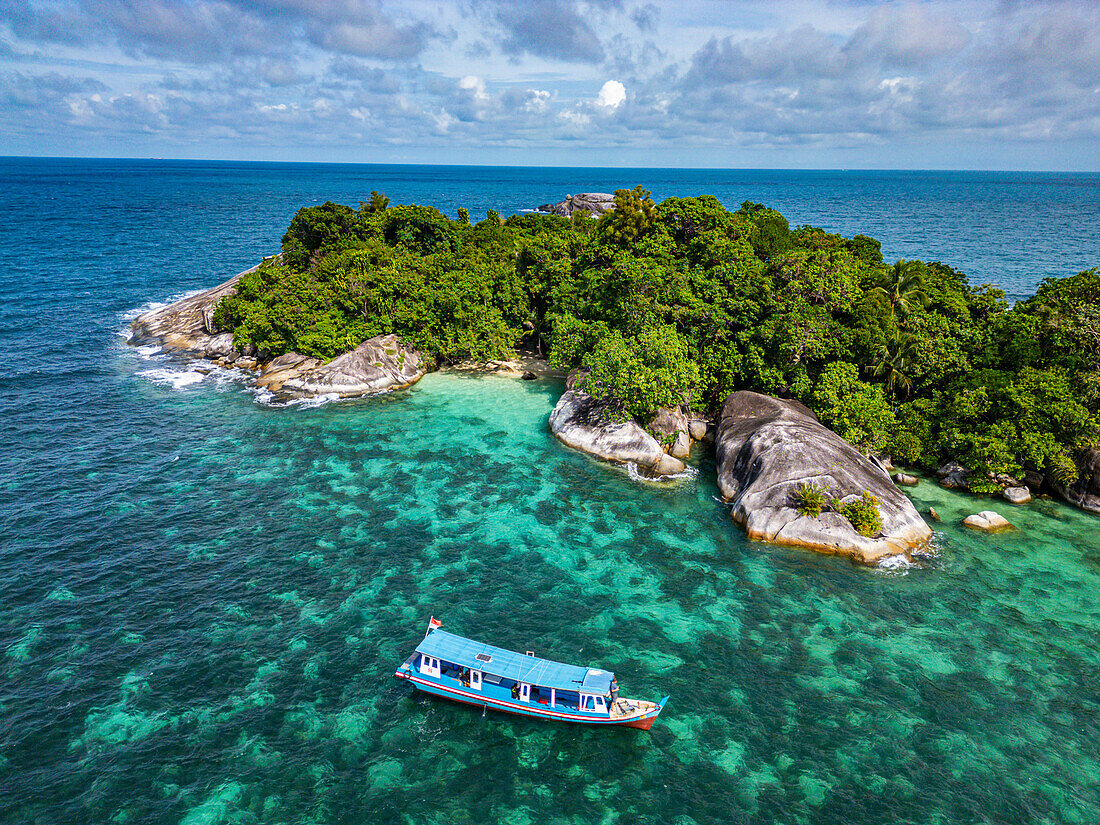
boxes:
[213,191,1100,490]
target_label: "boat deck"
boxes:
[610,698,657,719]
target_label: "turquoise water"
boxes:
[2,158,1100,824]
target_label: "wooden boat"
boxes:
[394,619,669,729]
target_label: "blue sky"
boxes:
[1,0,1098,169]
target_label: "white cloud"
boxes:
[458,74,487,99]
[1,1,1098,168]
[525,89,551,112]
[596,79,625,108]
[559,109,591,126]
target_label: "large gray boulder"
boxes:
[278,334,426,398]
[1053,447,1100,515]
[549,389,686,477]
[130,263,258,352]
[715,391,932,564]
[648,405,691,458]
[255,352,325,392]
[537,193,615,218]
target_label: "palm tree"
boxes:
[872,259,929,320]
[873,330,919,400]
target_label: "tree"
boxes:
[580,324,700,422]
[810,362,897,453]
[737,201,791,260]
[872,259,929,320]
[361,191,390,214]
[596,186,656,246]
[873,330,919,400]
[281,201,358,271]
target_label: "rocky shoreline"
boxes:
[547,369,708,479]
[132,264,1095,566]
[130,263,429,399]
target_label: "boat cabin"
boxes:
[412,629,614,716]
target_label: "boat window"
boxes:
[556,691,579,710]
[520,683,530,702]
[470,670,482,690]
[594,696,606,711]
[482,673,503,685]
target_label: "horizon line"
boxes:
[2,153,1098,176]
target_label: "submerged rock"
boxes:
[279,334,426,398]
[894,472,919,487]
[715,391,931,565]
[537,193,615,217]
[1003,486,1032,505]
[963,511,1014,533]
[549,390,686,477]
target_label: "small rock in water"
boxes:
[521,371,538,380]
[928,507,941,522]
[938,461,969,489]
[894,472,919,487]
[1003,486,1032,505]
[688,419,708,442]
[963,510,1014,533]
[670,430,691,459]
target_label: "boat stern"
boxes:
[394,652,417,680]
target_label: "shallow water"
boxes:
[2,159,1100,824]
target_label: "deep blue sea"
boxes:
[2,157,1100,825]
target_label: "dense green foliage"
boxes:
[213,190,1099,491]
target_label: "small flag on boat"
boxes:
[426,616,443,635]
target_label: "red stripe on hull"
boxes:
[396,669,661,728]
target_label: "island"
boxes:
[131,188,1100,561]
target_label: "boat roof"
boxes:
[415,630,614,694]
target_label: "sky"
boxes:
[1,0,1099,169]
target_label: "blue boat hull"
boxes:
[394,664,667,729]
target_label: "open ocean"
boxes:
[2,157,1099,825]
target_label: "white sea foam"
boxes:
[254,390,341,409]
[626,461,699,483]
[134,345,163,358]
[137,367,207,389]
[118,301,167,326]
[876,553,916,572]
[117,287,207,340]
[291,392,340,409]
